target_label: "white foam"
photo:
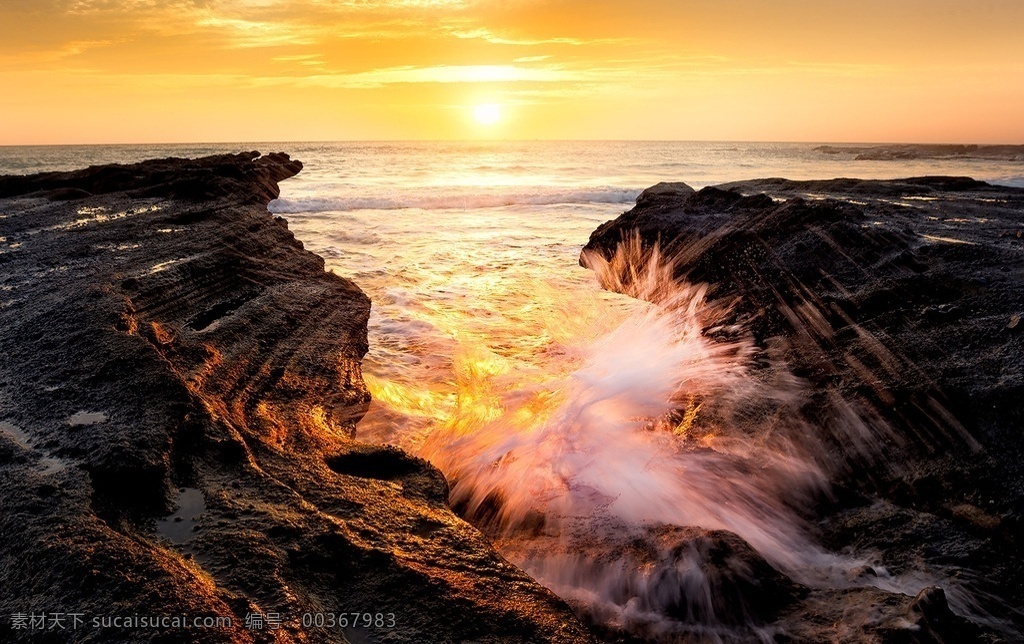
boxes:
[67,411,108,426]
[269,186,639,213]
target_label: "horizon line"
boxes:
[2,138,1023,149]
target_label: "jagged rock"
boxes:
[611,526,805,628]
[0,153,593,643]
[582,176,1024,640]
[503,524,806,642]
[635,181,697,206]
[908,586,953,625]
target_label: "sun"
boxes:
[473,103,502,126]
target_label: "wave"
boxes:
[991,176,1024,188]
[269,186,640,213]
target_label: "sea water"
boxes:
[4,141,1022,637]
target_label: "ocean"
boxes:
[4,141,1022,636]
[4,140,1021,448]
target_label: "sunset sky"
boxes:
[1,0,1022,144]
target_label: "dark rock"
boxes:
[0,153,593,643]
[901,586,995,643]
[637,527,805,626]
[48,187,93,200]
[326,444,450,504]
[510,524,806,642]
[908,586,953,624]
[846,564,877,581]
[582,175,1024,640]
[635,181,696,206]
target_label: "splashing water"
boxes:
[364,228,1006,638]
[292,213,973,638]
[3,141,1020,638]
[401,236,863,636]
[250,142,1020,639]
[425,240,814,550]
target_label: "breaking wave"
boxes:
[269,186,639,213]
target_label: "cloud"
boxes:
[446,27,588,46]
[292,63,575,88]
[194,15,318,46]
[322,0,470,7]
[513,55,551,63]
[0,39,120,69]
[65,0,206,13]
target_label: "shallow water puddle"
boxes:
[67,411,107,425]
[0,419,31,448]
[37,456,66,475]
[1,419,69,474]
[157,488,206,544]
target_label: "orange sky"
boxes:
[1,0,1022,144]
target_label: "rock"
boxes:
[907,586,953,625]
[508,524,806,642]
[845,564,877,581]
[949,503,1003,532]
[582,176,1024,640]
[0,153,592,643]
[635,181,696,206]
[638,527,805,627]
[581,175,1024,485]
[901,586,994,643]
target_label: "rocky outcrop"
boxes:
[0,153,592,643]
[582,177,1024,641]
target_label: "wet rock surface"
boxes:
[0,153,593,643]
[582,177,1024,641]
[576,526,805,639]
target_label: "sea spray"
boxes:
[306,188,996,637]
[5,141,1020,640]
[345,223,995,638]
[415,236,873,637]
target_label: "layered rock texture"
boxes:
[0,153,592,643]
[582,177,1024,641]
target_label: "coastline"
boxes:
[0,152,592,643]
[582,176,1024,640]
[2,151,1022,642]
